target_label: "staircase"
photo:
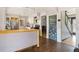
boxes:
[65,11,76,36]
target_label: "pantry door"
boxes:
[49,15,57,41]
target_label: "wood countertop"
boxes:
[0,29,39,34]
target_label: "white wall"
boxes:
[6,7,28,16]
[57,8,62,42]
[76,8,79,47]
[0,7,6,30]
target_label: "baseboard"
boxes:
[62,37,71,41]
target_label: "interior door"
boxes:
[49,15,57,41]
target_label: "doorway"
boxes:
[41,16,47,38]
[49,15,57,41]
[62,11,76,47]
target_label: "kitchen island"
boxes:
[0,29,39,52]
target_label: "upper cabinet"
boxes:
[5,16,19,30]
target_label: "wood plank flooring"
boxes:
[17,37,75,52]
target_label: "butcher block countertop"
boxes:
[0,29,39,34]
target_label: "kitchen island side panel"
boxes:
[0,32,37,52]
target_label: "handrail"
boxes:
[65,11,72,36]
[65,11,71,23]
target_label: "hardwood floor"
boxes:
[18,37,75,52]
